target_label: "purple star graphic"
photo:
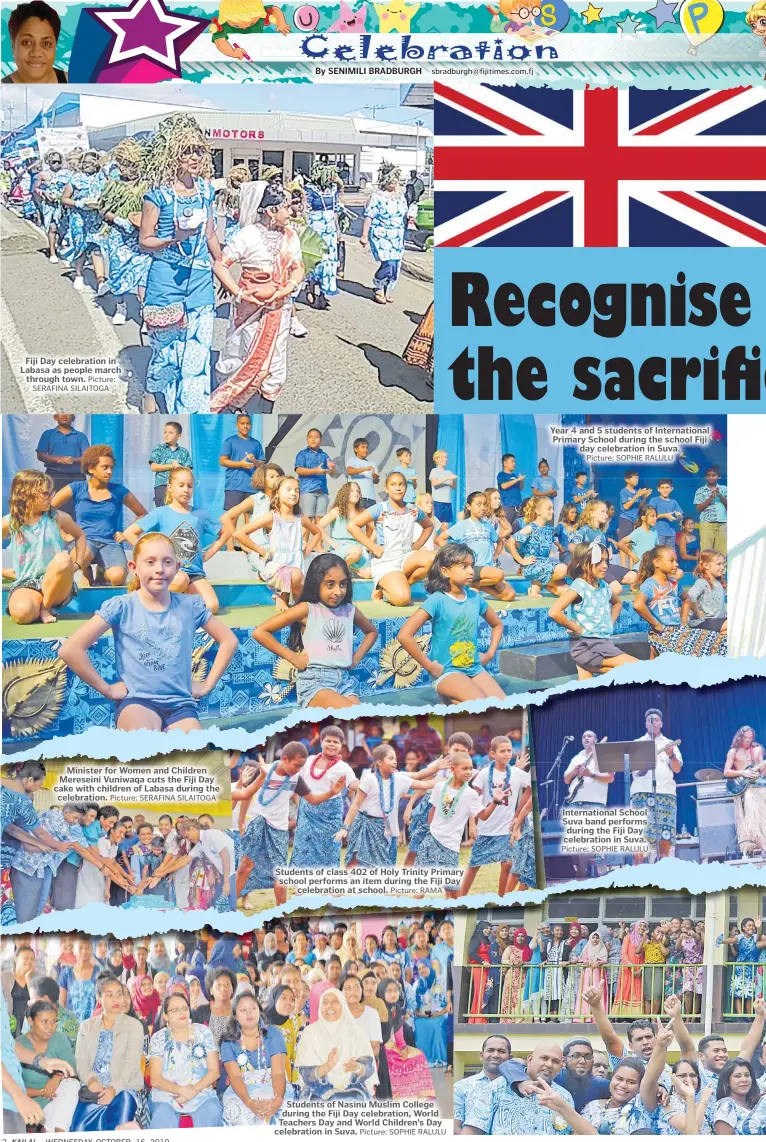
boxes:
[91,0,208,75]
[647,0,678,28]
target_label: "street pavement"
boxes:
[1,205,434,414]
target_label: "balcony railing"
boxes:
[461,961,705,1025]
[721,961,766,1019]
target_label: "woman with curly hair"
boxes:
[724,725,766,859]
[139,114,222,414]
[316,481,372,577]
[98,137,151,327]
[2,468,86,624]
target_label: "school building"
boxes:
[453,889,763,1078]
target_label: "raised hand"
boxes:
[654,1018,674,1050]
[583,986,603,1011]
[663,994,682,1019]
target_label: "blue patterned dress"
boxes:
[511,814,537,888]
[143,179,216,413]
[62,170,107,261]
[715,1096,755,1134]
[515,522,556,585]
[1,787,40,926]
[581,1095,654,1134]
[57,965,98,1022]
[732,933,760,999]
[364,188,408,295]
[290,797,345,868]
[103,215,151,298]
[40,167,71,233]
[305,185,339,296]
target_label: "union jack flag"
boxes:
[434,84,766,248]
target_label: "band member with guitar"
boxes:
[723,725,766,858]
[630,708,683,863]
[563,731,613,808]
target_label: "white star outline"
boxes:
[93,0,202,69]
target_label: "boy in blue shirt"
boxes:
[346,436,379,509]
[572,471,595,508]
[148,421,193,507]
[35,414,89,492]
[496,453,525,524]
[649,479,684,547]
[693,464,727,554]
[295,426,336,522]
[618,470,652,540]
[392,446,418,505]
[220,413,265,548]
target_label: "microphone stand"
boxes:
[548,735,574,821]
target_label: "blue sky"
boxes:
[4,83,433,131]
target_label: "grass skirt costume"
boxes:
[345,811,398,867]
[407,794,431,854]
[733,780,766,855]
[143,179,216,413]
[238,816,289,892]
[630,791,677,844]
[469,832,513,867]
[290,795,344,868]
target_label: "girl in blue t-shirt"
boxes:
[549,542,639,679]
[58,532,238,731]
[677,516,700,570]
[634,544,725,658]
[553,502,578,558]
[397,544,505,703]
[447,491,515,602]
[122,466,229,615]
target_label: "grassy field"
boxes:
[239,843,519,914]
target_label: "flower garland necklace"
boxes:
[438,779,467,820]
[257,760,293,808]
[485,762,511,807]
[309,753,339,782]
[376,769,396,839]
[237,1030,268,1078]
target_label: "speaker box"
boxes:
[696,798,737,860]
[544,854,580,881]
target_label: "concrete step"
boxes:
[498,634,651,682]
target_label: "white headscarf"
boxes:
[295,987,375,1094]
[238,180,267,228]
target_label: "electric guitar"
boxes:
[564,737,608,805]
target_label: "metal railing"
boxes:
[461,961,706,1024]
[721,961,766,1018]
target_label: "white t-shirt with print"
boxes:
[472,765,531,836]
[428,780,483,852]
[189,829,235,875]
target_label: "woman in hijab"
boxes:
[257,932,284,976]
[560,923,587,1018]
[188,972,211,1024]
[148,940,173,976]
[295,988,375,1102]
[377,979,434,1100]
[263,983,304,1085]
[467,920,493,1024]
[132,974,161,1034]
[614,922,648,1019]
[340,930,362,967]
[500,928,533,1021]
[412,961,449,1067]
[207,934,242,975]
[212,180,305,412]
[575,930,609,1021]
